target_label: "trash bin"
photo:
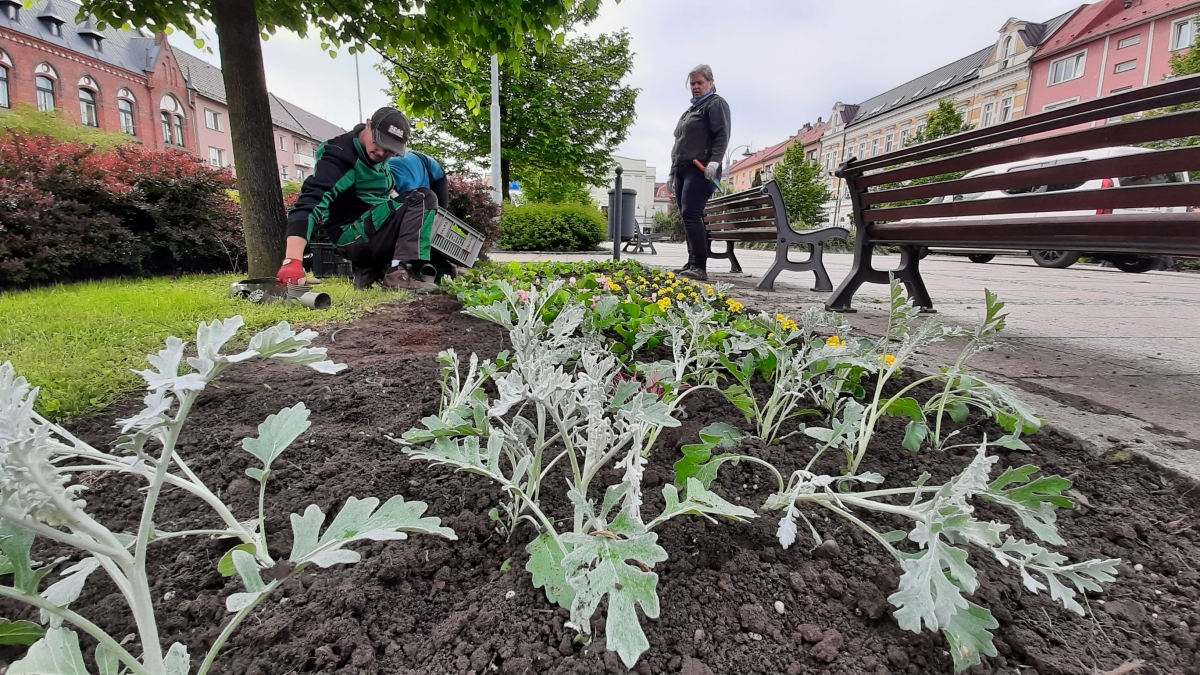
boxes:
[607,188,637,241]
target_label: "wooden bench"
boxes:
[827,72,1200,312]
[622,228,661,255]
[703,180,849,291]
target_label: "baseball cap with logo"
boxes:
[369,107,410,157]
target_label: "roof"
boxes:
[1,0,162,77]
[847,10,1076,129]
[1036,0,1200,59]
[846,45,995,128]
[728,137,794,174]
[173,49,227,103]
[174,50,345,142]
[799,122,827,147]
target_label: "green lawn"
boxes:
[0,275,397,420]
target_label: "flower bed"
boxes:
[1,261,1198,675]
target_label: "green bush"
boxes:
[0,103,132,150]
[500,203,607,251]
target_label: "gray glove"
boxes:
[704,161,720,181]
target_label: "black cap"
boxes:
[369,107,409,157]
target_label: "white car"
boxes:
[922,146,1192,273]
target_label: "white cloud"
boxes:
[174,0,1084,180]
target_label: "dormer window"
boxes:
[1,0,19,21]
[38,0,67,37]
[78,17,105,51]
[44,19,63,36]
[934,76,954,89]
[1002,36,1015,61]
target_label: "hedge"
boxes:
[0,131,243,287]
[500,203,607,252]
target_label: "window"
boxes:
[0,66,7,109]
[1171,17,1196,51]
[161,112,171,144]
[209,147,225,167]
[1114,60,1137,74]
[1000,97,1013,122]
[982,102,995,127]
[79,89,98,127]
[118,99,135,135]
[1049,51,1086,85]
[1042,98,1080,112]
[911,87,924,98]
[278,135,287,150]
[297,170,306,181]
[4,4,16,19]
[44,20,63,37]
[281,165,289,180]
[934,76,953,89]
[173,115,184,146]
[884,135,893,153]
[35,76,54,111]
[1002,36,1015,63]
[204,109,222,131]
[858,143,866,159]
[871,138,879,156]
[900,129,910,146]
[1118,34,1141,49]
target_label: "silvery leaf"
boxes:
[241,403,311,473]
[8,627,88,675]
[39,558,100,627]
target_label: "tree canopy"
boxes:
[773,143,832,228]
[385,30,638,201]
[908,98,973,146]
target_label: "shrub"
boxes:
[446,173,502,252]
[500,203,607,251]
[0,131,243,287]
[0,103,132,150]
[652,209,683,242]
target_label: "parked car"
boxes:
[920,146,1192,273]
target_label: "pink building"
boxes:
[1027,0,1197,125]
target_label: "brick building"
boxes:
[0,0,343,182]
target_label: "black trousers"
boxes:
[674,163,717,270]
[337,188,436,272]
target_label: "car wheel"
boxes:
[1111,256,1161,274]
[1031,250,1081,269]
[967,254,995,264]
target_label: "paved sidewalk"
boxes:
[493,243,1200,473]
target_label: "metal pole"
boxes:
[490,54,502,205]
[354,52,363,122]
[612,165,623,261]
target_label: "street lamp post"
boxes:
[722,144,756,194]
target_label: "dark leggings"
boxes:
[674,163,717,270]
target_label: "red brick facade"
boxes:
[0,29,195,153]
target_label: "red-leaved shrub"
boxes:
[0,131,243,287]
[446,173,501,252]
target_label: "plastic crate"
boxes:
[309,243,353,278]
[430,208,485,268]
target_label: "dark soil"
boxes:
[4,296,1200,675]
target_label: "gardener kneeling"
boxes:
[277,107,438,292]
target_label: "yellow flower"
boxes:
[825,335,845,348]
[781,319,798,332]
[705,284,714,296]
[667,272,675,279]
[610,283,622,291]
[776,313,786,322]
[717,293,726,300]
[676,293,686,301]
[657,297,672,311]
[879,354,896,367]
[725,299,744,313]
[768,332,776,339]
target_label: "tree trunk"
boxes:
[211,0,287,278]
[501,158,511,203]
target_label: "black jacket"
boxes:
[286,124,394,242]
[670,93,731,171]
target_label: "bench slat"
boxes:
[867,213,1200,256]
[705,206,778,224]
[861,146,1200,207]
[850,73,1200,174]
[705,196,773,214]
[865,183,1200,223]
[708,230,778,241]
[706,220,776,231]
[858,108,1200,189]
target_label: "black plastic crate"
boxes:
[309,243,352,278]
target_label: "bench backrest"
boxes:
[836,73,1200,257]
[703,180,787,233]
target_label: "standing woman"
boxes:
[670,64,730,281]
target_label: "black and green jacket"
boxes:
[286,124,395,245]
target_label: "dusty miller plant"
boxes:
[0,318,456,675]
[754,281,1119,671]
[395,281,754,668]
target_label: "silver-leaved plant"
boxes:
[0,317,455,675]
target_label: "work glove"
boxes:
[704,161,720,181]
[277,258,306,287]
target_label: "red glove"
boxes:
[277,258,306,286]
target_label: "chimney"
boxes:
[1123,0,1133,8]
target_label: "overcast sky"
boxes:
[173,0,1086,181]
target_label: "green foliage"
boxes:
[281,180,303,198]
[652,209,684,241]
[877,99,975,208]
[385,30,638,197]
[500,203,607,251]
[0,104,132,150]
[0,275,393,420]
[1142,26,1200,179]
[773,143,833,228]
[519,172,596,205]
[751,170,762,187]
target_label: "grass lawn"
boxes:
[0,275,398,420]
